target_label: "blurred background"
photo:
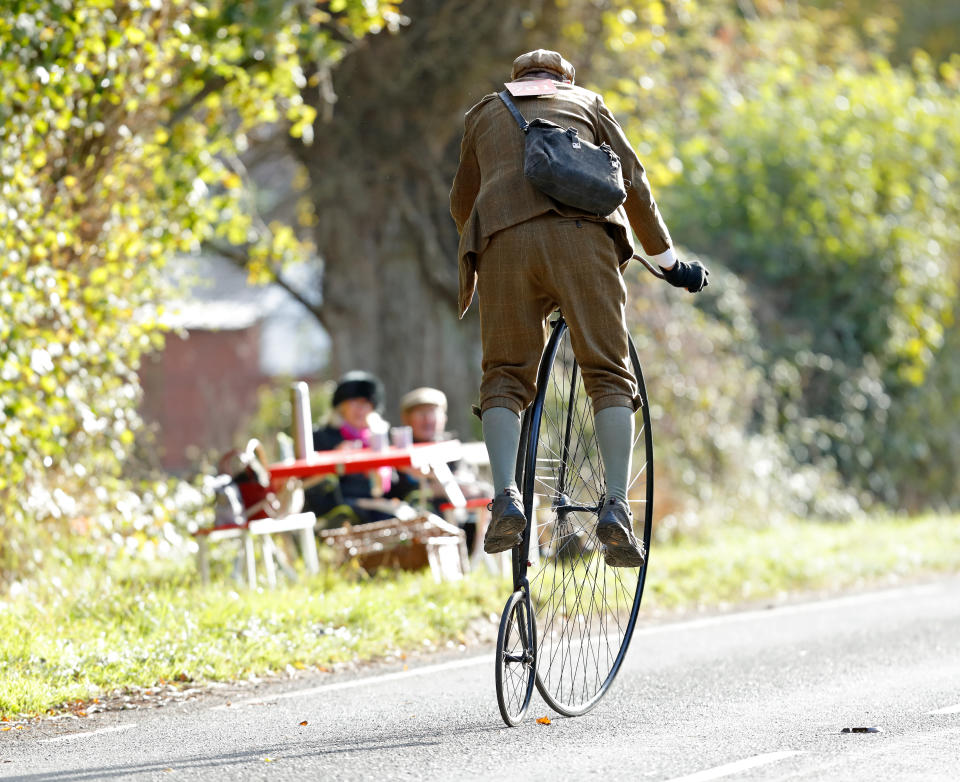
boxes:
[2,0,959,582]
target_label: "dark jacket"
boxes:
[311,425,373,501]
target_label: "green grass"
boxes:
[2,514,959,719]
[645,513,960,611]
[0,564,506,718]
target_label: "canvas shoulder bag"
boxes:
[498,90,627,217]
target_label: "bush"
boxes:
[624,257,859,540]
[656,51,960,509]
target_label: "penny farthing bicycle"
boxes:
[494,256,662,727]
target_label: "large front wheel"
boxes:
[523,319,653,716]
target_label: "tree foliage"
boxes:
[579,1,960,509]
[3,0,960,583]
[0,0,395,579]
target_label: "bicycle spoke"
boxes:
[525,322,652,715]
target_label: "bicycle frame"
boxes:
[511,313,566,595]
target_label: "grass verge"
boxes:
[2,513,959,719]
[644,513,960,611]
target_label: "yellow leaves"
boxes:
[536,716,552,725]
[299,720,308,726]
[296,197,317,228]
[224,213,251,245]
[0,0,398,540]
[289,104,317,142]
[90,267,109,287]
[83,35,106,56]
[221,172,242,190]
[125,27,146,46]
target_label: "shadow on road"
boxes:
[5,720,516,781]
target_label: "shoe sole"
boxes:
[596,521,645,568]
[483,514,526,554]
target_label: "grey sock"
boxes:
[482,407,521,495]
[594,405,634,503]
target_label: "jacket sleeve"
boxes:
[596,96,673,256]
[449,115,480,234]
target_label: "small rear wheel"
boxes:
[495,589,537,727]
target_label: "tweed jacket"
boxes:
[450,82,674,318]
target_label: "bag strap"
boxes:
[498,90,529,132]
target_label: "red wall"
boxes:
[139,325,267,473]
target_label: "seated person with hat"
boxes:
[389,387,493,551]
[304,370,397,526]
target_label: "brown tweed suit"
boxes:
[450,81,674,415]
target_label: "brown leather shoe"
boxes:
[595,498,645,568]
[483,487,526,554]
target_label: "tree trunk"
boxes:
[291,0,561,434]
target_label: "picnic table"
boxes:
[267,439,468,509]
[195,440,480,587]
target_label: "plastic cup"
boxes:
[390,426,413,449]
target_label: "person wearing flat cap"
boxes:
[450,49,709,566]
[388,387,494,551]
[399,386,451,445]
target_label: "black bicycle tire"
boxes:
[495,589,537,727]
[523,318,653,717]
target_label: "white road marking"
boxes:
[213,582,946,710]
[632,583,943,638]
[662,751,804,782]
[927,703,960,715]
[214,655,491,710]
[40,724,135,743]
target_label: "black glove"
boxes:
[659,259,710,293]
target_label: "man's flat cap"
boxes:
[511,49,575,83]
[400,387,448,412]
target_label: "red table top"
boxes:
[268,440,463,481]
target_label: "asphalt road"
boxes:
[4,577,960,781]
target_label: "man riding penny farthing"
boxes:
[450,49,710,725]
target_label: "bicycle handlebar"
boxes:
[632,253,666,280]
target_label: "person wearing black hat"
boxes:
[314,370,386,449]
[304,370,396,525]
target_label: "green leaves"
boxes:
[0,0,395,581]
[581,1,960,509]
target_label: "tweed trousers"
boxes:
[477,213,638,416]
